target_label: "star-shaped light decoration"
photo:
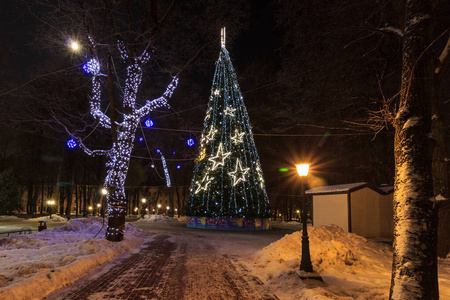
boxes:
[231,129,245,145]
[204,107,212,121]
[256,165,265,189]
[228,158,250,186]
[204,126,218,145]
[208,143,231,170]
[195,174,214,194]
[214,88,220,96]
[223,106,236,117]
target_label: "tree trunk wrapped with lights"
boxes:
[76,39,178,241]
[186,29,270,228]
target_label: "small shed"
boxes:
[305,182,393,240]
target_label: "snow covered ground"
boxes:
[251,224,450,299]
[136,214,179,223]
[0,217,449,299]
[0,217,149,300]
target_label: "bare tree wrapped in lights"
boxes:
[74,38,178,241]
[186,28,271,226]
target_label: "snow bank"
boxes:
[0,215,20,220]
[136,214,179,223]
[0,218,149,300]
[253,224,450,299]
[26,215,68,222]
[253,225,394,299]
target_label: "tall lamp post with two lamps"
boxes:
[295,163,322,281]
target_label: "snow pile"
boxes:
[252,224,450,299]
[253,225,394,299]
[136,214,178,223]
[0,218,149,300]
[0,215,20,220]
[27,215,68,222]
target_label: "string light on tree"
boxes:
[70,38,178,242]
[186,28,270,221]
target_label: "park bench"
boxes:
[0,227,32,237]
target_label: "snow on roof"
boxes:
[378,185,394,193]
[305,182,368,195]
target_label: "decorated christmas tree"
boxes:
[186,29,270,228]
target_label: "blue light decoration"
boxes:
[67,138,77,149]
[187,138,195,147]
[82,59,100,75]
[139,137,144,142]
[156,149,161,154]
[144,119,154,128]
[172,151,176,155]
[177,165,181,169]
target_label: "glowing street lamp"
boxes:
[47,200,56,219]
[157,204,161,215]
[101,188,108,195]
[141,198,147,216]
[295,163,322,281]
[70,40,80,51]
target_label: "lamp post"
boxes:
[157,204,161,215]
[295,163,322,281]
[47,200,55,219]
[141,198,147,217]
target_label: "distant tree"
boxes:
[0,169,21,215]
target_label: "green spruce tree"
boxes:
[186,29,270,220]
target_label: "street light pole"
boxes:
[296,163,322,281]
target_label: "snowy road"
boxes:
[44,221,296,299]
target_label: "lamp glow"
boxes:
[71,41,79,51]
[101,188,108,195]
[296,164,310,177]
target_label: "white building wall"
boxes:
[313,193,348,232]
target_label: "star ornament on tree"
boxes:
[231,129,245,145]
[228,158,250,186]
[223,106,236,117]
[204,126,218,145]
[208,143,231,170]
[195,174,214,194]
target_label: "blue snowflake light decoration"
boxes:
[83,59,100,75]
[187,138,195,147]
[144,119,154,128]
[67,138,77,149]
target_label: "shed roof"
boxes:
[305,182,393,195]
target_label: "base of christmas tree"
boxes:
[186,216,271,230]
